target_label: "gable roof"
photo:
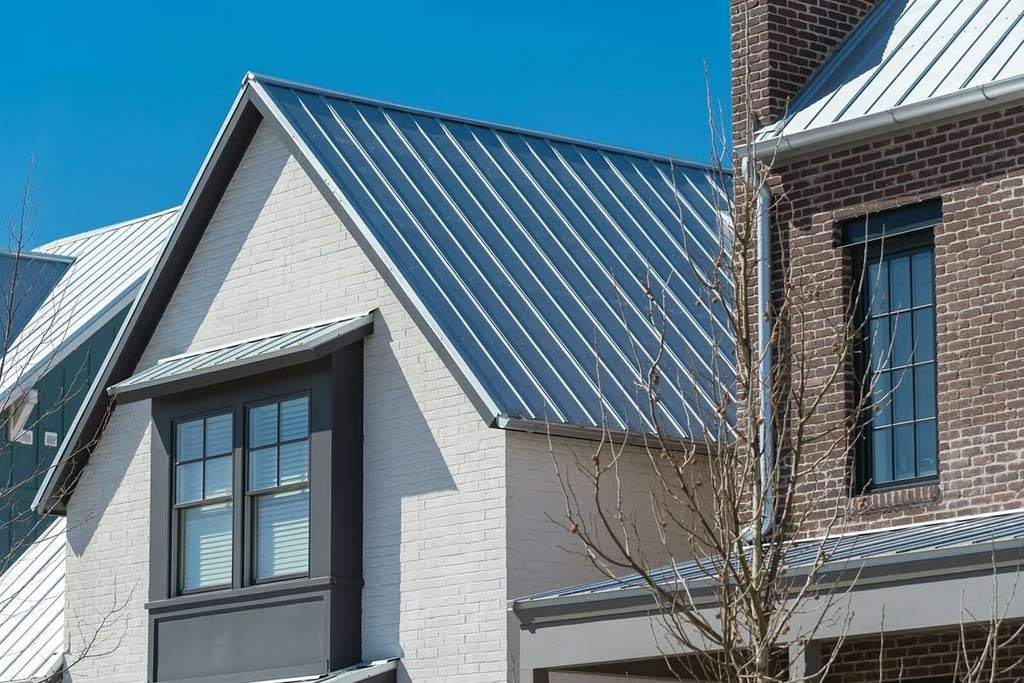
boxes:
[36,74,732,514]
[0,208,178,407]
[752,0,1024,160]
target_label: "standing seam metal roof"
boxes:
[0,517,65,683]
[0,208,179,403]
[256,77,734,438]
[757,0,1024,146]
[518,509,1024,602]
[110,314,373,397]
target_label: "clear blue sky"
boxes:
[1,0,731,247]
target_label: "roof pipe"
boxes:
[741,156,775,538]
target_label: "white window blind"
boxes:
[247,396,310,580]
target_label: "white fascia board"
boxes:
[749,74,1024,163]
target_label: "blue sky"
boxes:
[1,1,730,247]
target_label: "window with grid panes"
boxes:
[845,201,941,491]
[174,413,234,591]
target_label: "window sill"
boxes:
[849,481,940,515]
[146,575,361,612]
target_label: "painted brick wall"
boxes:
[506,432,702,599]
[65,399,152,682]
[66,121,509,682]
[765,105,1024,535]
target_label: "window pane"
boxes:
[249,404,278,447]
[176,462,203,504]
[871,372,891,427]
[891,312,912,367]
[869,317,890,370]
[868,261,888,316]
[176,420,203,462]
[204,456,232,498]
[889,256,911,311]
[255,490,309,579]
[912,250,933,306]
[181,503,232,590]
[872,428,892,485]
[894,424,916,480]
[279,441,309,485]
[914,364,937,419]
[280,397,309,442]
[205,414,233,456]
[917,421,938,477]
[913,308,935,362]
[248,447,278,491]
[893,368,914,423]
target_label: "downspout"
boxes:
[742,156,775,536]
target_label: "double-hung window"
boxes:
[846,200,941,491]
[174,413,234,591]
[247,396,311,581]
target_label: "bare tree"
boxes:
[546,9,1022,683]
[0,162,133,682]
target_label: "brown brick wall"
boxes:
[731,0,876,137]
[824,623,1024,682]
[768,105,1024,535]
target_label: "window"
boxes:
[846,201,940,491]
[246,396,311,580]
[174,413,233,591]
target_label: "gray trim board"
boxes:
[110,314,373,403]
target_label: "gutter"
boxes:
[748,73,1024,162]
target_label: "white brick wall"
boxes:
[63,120,702,683]
[506,431,698,599]
[66,122,507,682]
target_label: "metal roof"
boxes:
[0,252,73,350]
[517,509,1024,603]
[755,0,1024,155]
[0,517,65,683]
[254,75,734,438]
[0,208,178,405]
[109,314,374,401]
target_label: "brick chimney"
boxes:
[732,0,877,142]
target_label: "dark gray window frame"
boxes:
[147,343,363,683]
[171,406,237,595]
[842,201,941,494]
[244,390,313,585]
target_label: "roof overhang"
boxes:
[512,526,1024,678]
[746,73,1024,164]
[109,313,374,403]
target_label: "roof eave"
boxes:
[512,535,1024,622]
[745,74,1024,164]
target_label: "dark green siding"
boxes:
[0,308,127,566]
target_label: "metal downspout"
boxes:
[756,172,775,535]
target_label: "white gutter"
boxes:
[749,73,1024,162]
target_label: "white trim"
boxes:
[750,73,1024,162]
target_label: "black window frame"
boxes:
[170,406,237,595]
[846,204,941,494]
[243,391,313,586]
